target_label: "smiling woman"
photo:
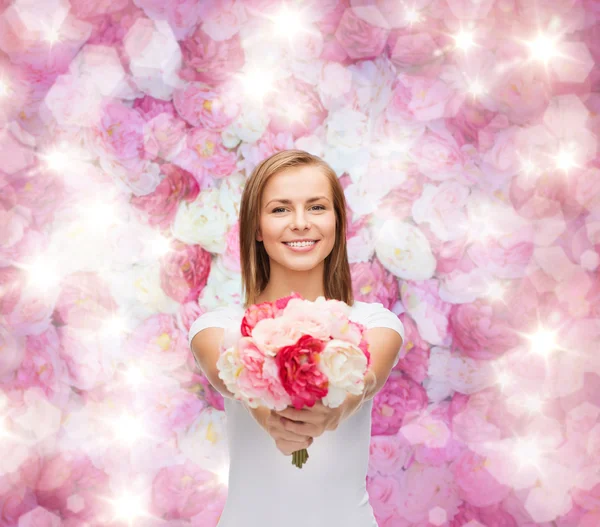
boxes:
[238,149,354,309]
[188,149,405,527]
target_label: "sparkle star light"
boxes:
[0,77,9,98]
[40,149,70,172]
[468,79,487,98]
[453,30,476,51]
[525,326,559,357]
[405,8,422,25]
[24,257,61,293]
[513,437,543,470]
[553,144,580,173]
[237,67,277,105]
[268,5,308,40]
[526,32,562,65]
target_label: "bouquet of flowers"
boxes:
[216,292,372,468]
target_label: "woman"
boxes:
[189,149,404,527]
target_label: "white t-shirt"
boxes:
[188,301,405,527]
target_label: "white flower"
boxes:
[177,407,229,473]
[427,347,496,399]
[347,223,376,263]
[318,62,352,101]
[412,182,470,241]
[172,188,231,253]
[216,344,243,397]
[326,108,370,151]
[373,219,436,280]
[124,18,183,100]
[202,0,248,41]
[319,339,368,408]
[347,57,395,119]
[110,262,180,317]
[198,259,243,310]
[225,106,270,143]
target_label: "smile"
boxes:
[282,240,319,252]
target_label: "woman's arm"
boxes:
[339,326,404,422]
[190,327,236,399]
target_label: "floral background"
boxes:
[1,0,599,525]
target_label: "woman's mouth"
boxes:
[282,240,319,252]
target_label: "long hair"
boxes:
[239,149,354,309]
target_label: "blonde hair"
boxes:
[239,149,354,309]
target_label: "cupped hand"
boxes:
[274,399,346,438]
[246,404,314,456]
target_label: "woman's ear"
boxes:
[256,229,262,242]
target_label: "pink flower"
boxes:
[377,171,426,222]
[389,31,440,68]
[35,452,110,522]
[487,43,551,125]
[0,324,24,381]
[449,300,521,360]
[393,462,461,524]
[126,314,189,372]
[177,301,205,335]
[368,433,413,477]
[199,0,248,41]
[236,338,290,408]
[313,0,348,35]
[222,221,241,273]
[133,95,177,120]
[69,0,129,18]
[151,464,227,519]
[0,123,36,175]
[267,77,328,139]
[350,258,399,308]
[394,315,430,382]
[401,280,452,347]
[334,7,390,60]
[366,473,404,521]
[276,334,328,409]
[90,101,146,161]
[5,327,65,398]
[17,506,62,526]
[0,266,25,315]
[237,129,295,175]
[130,163,200,230]
[241,302,277,337]
[371,373,428,436]
[134,0,202,40]
[393,74,464,122]
[446,100,496,148]
[159,241,212,304]
[180,28,245,85]
[446,0,495,19]
[412,126,469,181]
[177,128,238,180]
[173,82,239,130]
[143,112,187,162]
[53,272,118,331]
[451,449,512,507]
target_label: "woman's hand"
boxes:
[246,404,314,456]
[274,394,362,438]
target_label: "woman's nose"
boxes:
[291,211,310,228]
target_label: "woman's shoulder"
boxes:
[349,300,405,338]
[187,303,243,347]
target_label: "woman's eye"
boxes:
[271,205,325,213]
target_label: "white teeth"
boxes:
[285,241,316,247]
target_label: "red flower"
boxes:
[276,334,328,409]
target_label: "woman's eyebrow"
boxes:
[265,196,330,207]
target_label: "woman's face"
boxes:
[256,165,337,272]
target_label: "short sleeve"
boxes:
[188,306,233,348]
[363,302,405,368]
